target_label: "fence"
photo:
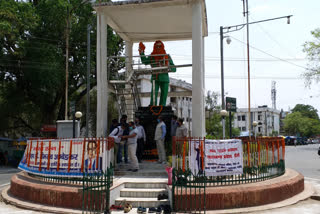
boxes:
[171,136,286,212]
[18,138,115,213]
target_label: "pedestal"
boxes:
[135,106,174,160]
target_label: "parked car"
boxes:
[318,146,320,156]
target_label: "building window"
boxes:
[258,127,261,132]
[258,115,262,120]
[170,97,176,103]
[242,127,246,131]
[242,115,246,121]
[238,116,241,121]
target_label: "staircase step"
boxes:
[120,188,167,198]
[115,197,169,208]
[125,182,167,189]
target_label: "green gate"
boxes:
[172,168,206,213]
[82,167,113,214]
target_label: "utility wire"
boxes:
[229,35,317,72]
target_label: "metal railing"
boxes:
[172,137,286,212]
[18,137,115,213]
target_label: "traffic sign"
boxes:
[226,97,237,112]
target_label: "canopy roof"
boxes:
[93,0,208,42]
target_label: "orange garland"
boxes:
[150,105,163,116]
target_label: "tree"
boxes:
[283,112,320,137]
[0,0,124,137]
[303,28,320,84]
[205,91,240,138]
[205,90,219,112]
[292,104,319,120]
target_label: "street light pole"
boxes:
[86,24,91,137]
[220,14,292,138]
[220,26,226,138]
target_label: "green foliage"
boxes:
[292,104,319,120]
[303,28,320,84]
[0,0,123,137]
[205,91,239,139]
[283,112,320,137]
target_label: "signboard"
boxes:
[190,139,243,176]
[41,125,57,132]
[226,97,237,112]
[18,138,113,177]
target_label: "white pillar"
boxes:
[125,41,134,121]
[96,12,108,137]
[192,2,205,137]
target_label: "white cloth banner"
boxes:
[18,138,111,177]
[190,139,243,176]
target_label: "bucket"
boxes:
[166,166,173,185]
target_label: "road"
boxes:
[255,144,320,214]
[0,145,319,213]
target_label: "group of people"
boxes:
[108,114,188,172]
[109,115,146,172]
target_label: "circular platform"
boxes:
[5,168,305,212]
[9,172,82,209]
[173,168,305,211]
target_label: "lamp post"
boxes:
[220,14,292,138]
[252,121,258,138]
[73,111,83,138]
[220,110,228,139]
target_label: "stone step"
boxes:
[114,169,167,177]
[125,182,167,189]
[115,197,169,208]
[120,188,167,198]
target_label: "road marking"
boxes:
[0,183,10,187]
[305,177,320,182]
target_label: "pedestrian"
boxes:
[176,118,188,138]
[154,116,167,164]
[121,121,139,172]
[171,115,178,137]
[135,117,146,163]
[117,115,128,164]
[109,119,119,134]
[109,123,127,170]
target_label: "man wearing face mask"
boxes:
[154,116,167,164]
[120,121,139,172]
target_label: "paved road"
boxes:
[0,145,319,213]
[285,144,320,179]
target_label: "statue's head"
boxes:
[152,40,165,54]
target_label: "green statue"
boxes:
[139,40,176,106]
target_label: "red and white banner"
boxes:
[18,138,114,177]
[190,139,243,176]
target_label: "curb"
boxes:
[202,182,315,214]
[2,182,315,214]
[1,186,82,214]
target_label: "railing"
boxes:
[172,137,286,213]
[172,136,285,186]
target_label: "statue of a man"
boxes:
[139,40,176,106]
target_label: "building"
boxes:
[233,105,280,136]
[137,75,192,135]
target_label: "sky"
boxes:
[127,0,320,113]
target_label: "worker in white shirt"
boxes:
[120,121,139,172]
[135,117,146,163]
[109,123,127,170]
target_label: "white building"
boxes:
[233,105,280,136]
[137,76,192,135]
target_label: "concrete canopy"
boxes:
[93,0,208,42]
